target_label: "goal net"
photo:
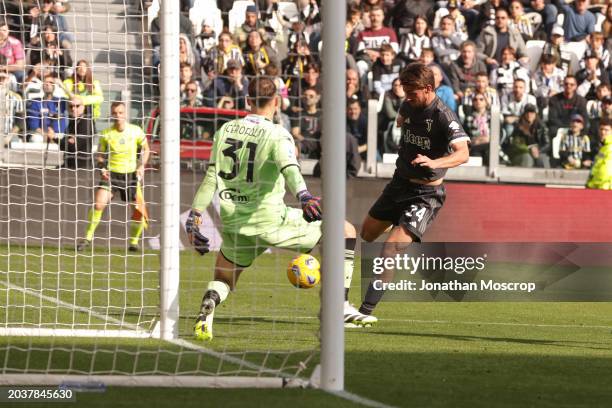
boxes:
[0,0,333,388]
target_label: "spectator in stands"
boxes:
[297,0,322,39]
[180,63,202,100]
[290,87,321,158]
[347,4,365,37]
[23,64,46,102]
[380,77,405,153]
[432,64,457,112]
[528,0,558,38]
[355,5,398,77]
[61,60,104,123]
[463,92,495,164]
[587,84,611,123]
[588,94,612,148]
[288,62,321,115]
[286,16,310,52]
[179,33,199,74]
[586,119,612,189]
[509,0,534,40]
[503,103,551,167]
[0,67,24,146]
[0,19,26,82]
[548,75,589,138]
[26,73,67,143]
[448,41,487,100]
[28,0,74,48]
[531,53,565,109]
[371,43,403,99]
[182,80,204,108]
[347,97,368,159]
[431,15,465,67]
[243,30,280,77]
[559,113,592,169]
[461,0,481,40]
[41,39,73,80]
[282,39,317,86]
[490,45,531,98]
[476,7,527,68]
[193,15,218,70]
[478,0,508,31]
[233,5,267,49]
[264,63,290,113]
[554,0,595,42]
[461,72,500,117]
[542,25,571,74]
[501,78,538,138]
[346,67,370,109]
[585,32,610,69]
[603,4,612,41]
[205,31,244,76]
[204,59,248,109]
[61,96,95,169]
[389,0,435,35]
[433,0,466,35]
[576,51,609,100]
[149,10,193,68]
[398,15,431,64]
[0,54,17,92]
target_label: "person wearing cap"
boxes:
[541,25,571,72]
[503,103,551,168]
[548,75,589,138]
[576,51,609,100]
[203,58,248,110]
[559,113,592,169]
[233,5,266,49]
[586,119,612,189]
[553,0,595,42]
[194,17,217,80]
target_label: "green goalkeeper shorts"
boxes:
[220,207,322,268]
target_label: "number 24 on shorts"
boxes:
[405,205,426,222]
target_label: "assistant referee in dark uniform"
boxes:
[358,62,470,318]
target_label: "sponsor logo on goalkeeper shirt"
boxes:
[219,188,249,203]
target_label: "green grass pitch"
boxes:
[1,244,611,408]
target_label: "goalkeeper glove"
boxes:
[297,190,322,222]
[185,210,210,255]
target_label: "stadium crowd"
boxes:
[0,0,102,168]
[0,0,611,172]
[164,0,611,170]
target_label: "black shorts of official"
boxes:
[98,171,137,202]
[368,177,446,241]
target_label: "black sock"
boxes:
[359,281,384,315]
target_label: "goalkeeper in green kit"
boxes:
[187,77,376,341]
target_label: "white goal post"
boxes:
[0,0,346,392]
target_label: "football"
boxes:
[287,254,321,289]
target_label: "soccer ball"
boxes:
[287,254,321,289]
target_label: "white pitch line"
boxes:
[0,280,395,408]
[216,314,612,330]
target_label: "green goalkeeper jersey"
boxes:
[193,114,307,235]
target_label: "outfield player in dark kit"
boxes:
[357,63,470,321]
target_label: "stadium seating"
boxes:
[228,0,255,34]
